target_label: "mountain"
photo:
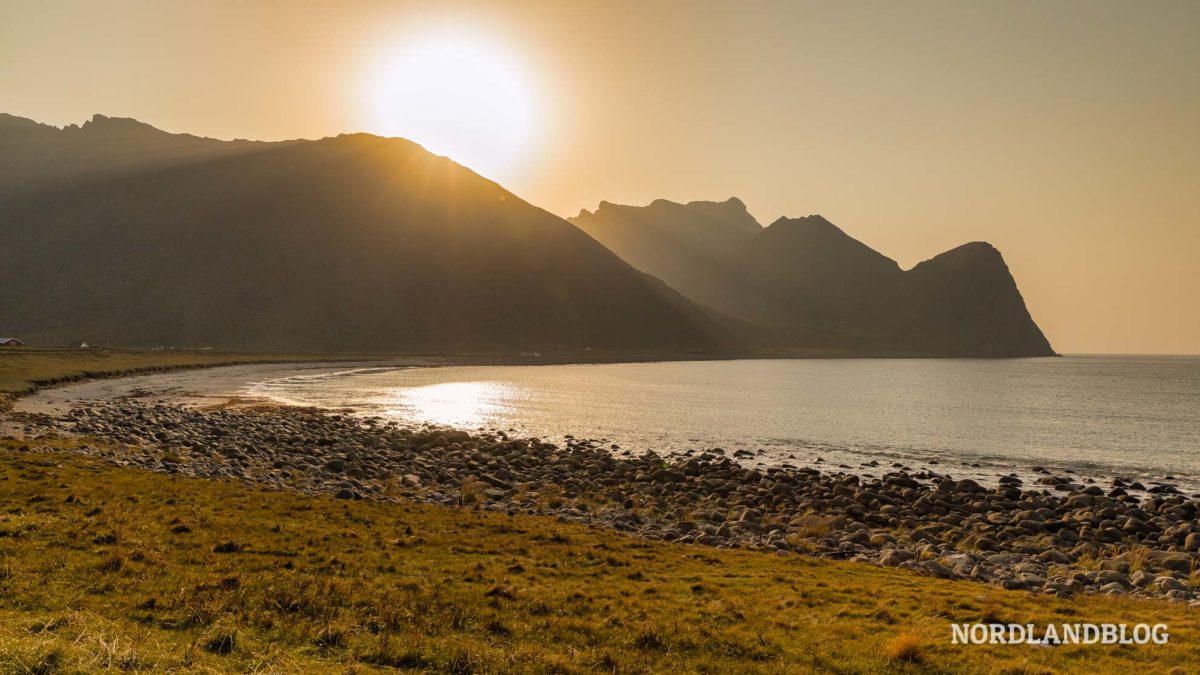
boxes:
[571,199,1054,357]
[571,198,761,319]
[0,114,733,354]
[0,113,278,196]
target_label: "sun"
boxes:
[364,32,540,181]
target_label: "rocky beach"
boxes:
[8,379,1200,606]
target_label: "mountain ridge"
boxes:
[570,198,1055,357]
[1,113,1053,357]
[0,114,734,354]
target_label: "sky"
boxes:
[2,0,1198,354]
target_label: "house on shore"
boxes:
[0,337,25,347]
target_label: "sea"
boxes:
[245,356,1200,492]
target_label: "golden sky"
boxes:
[3,0,1198,354]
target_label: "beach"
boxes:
[8,362,1200,604]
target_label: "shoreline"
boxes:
[7,365,1200,604]
[105,358,1199,496]
[0,347,1072,420]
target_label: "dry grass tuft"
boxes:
[883,631,925,664]
[458,478,488,507]
[1124,544,1153,574]
[796,514,840,538]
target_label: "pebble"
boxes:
[10,399,1200,601]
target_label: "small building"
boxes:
[0,337,24,347]
[69,340,91,349]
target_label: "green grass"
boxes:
[0,441,1197,673]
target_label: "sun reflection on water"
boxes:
[386,381,511,427]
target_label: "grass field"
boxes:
[0,441,1197,673]
[0,352,1197,672]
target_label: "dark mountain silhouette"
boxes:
[570,198,760,319]
[0,113,280,196]
[571,199,1054,357]
[0,114,733,354]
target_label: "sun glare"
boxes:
[387,381,511,428]
[365,32,540,181]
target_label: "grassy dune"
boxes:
[0,442,1196,673]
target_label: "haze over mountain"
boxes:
[0,114,730,353]
[571,199,1054,357]
[1,113,1052,357]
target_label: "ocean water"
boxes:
[246,356,1200,491]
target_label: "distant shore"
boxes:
[6,362,1199,605]
[0,346,1069,420]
